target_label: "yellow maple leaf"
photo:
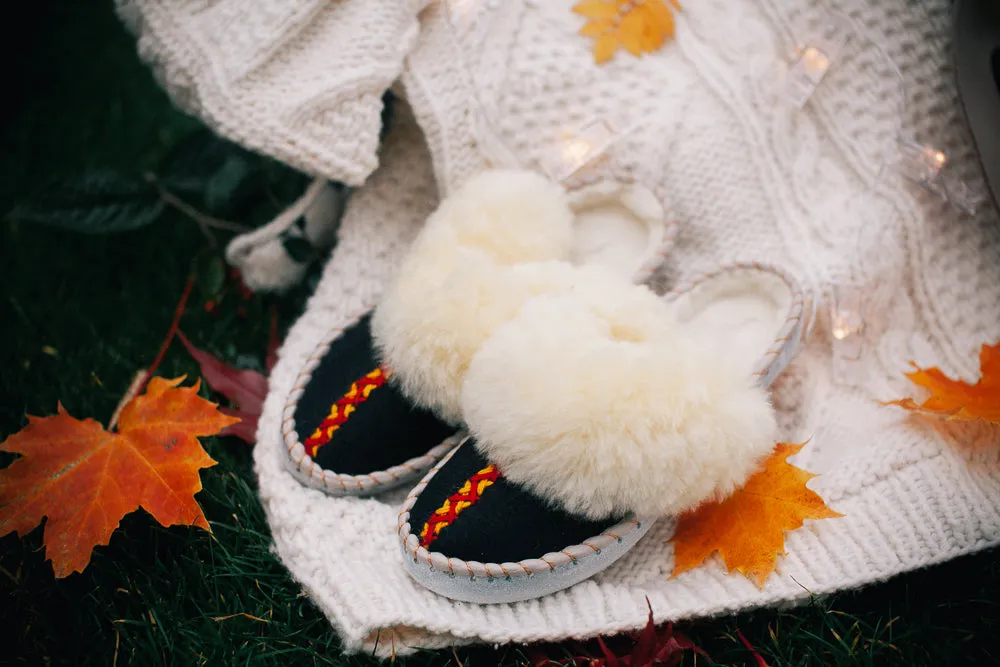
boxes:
[882,342,1000,424]
[670,442,843,587]
[574,0,681,64]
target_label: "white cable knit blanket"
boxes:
[122,0,1000,656]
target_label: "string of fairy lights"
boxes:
[437,0,985,386]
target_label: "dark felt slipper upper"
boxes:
[289,314,455,478]
[407,438,620,563]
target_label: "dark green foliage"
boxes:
[8,170,165,234]
[6,128,311,237]
[1,1,998,666]
[282,236,315,264]
[156,128,311,226]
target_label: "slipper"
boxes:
[281,313,463,495]
[953,0,1000,210]
[396,263,809,603]
[372,166,676,424]
[283,167,676,495]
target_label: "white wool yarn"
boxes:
[225,179,348,293]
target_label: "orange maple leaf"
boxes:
[0,376,237,578]
[882,342,1000,424]
[574,0,682,64]
[670,442,843,587]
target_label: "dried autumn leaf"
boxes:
[882,342,1000,424]
[736,628,770,667]
[618,10,647,56]
[574,0,681,64]
[0,377,237,577]
[528,597,708,666]
[178,332,267,444]
[671,442,843,588]
[594,32,620,63]
[573,0,620,20]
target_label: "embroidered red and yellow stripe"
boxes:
[419,464,500,548]
[304,367,390,457]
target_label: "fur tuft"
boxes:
[424,168,575,266]
[372,168,581,422]
[461,270,778,520]
[373,258,579,423]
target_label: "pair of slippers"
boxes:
[281,167,810,604]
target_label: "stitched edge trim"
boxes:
[664,261,809,388]
[562,156,679,286]
[281,305,462,496]
[397,444,648,580]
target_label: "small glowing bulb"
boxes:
[829,285,865,342]
[563,137,593,166]
[934,150,946,166]
[831,321,853,340]
[801,47,830,76]
[445,0,476,24]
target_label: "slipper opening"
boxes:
[567,181,665,278]
[666,270,793,378]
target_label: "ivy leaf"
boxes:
[157,129,259,197]
[158,129,307,223]
[204,154,258,215]
[7,170,165,234]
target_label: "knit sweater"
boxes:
[122,0,1000,656]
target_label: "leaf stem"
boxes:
[108,369,148,431]
[134,274,196,399]
[144,173,252,245]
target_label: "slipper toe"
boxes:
[283,314,459,495]
[399,439,648,604]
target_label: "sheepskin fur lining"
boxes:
[461,271,778,520]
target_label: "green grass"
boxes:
[1,1,998,665]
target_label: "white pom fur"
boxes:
[371,169,576,422]
[237,241,308,293]
[461,267,778,520]
[375,167,778,518]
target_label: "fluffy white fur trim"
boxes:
[371,169,577,423]
[461,268,778,520]
[417,168,575,266]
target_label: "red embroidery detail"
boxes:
[304,367,390,457]
[419,464,501,548]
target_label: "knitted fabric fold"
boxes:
[131,0,1000,657]
[254,107,1000,659]
[115,0,427,185]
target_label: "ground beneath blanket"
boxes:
[1,1,998,665]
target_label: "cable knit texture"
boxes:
[128,0,1000,657]
[115,0,428,185]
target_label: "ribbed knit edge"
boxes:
[117,0,423,186]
